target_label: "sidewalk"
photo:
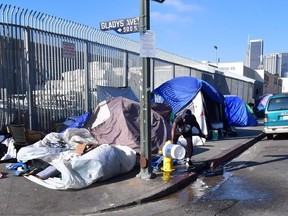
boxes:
[0,123,265,216]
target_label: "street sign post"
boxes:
[100,0,165,180]
[99,17,139,34]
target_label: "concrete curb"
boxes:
[139,172,198,203]
[209,132,266,169]
[97,171,198,213]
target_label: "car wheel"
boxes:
[267,134,273,140]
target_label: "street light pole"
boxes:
[214,45,218,65]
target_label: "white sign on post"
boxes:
[140,30,156,58]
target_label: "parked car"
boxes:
[263,93,288,139]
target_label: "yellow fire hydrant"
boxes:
[161,140,185,181]
[161,156,174,181]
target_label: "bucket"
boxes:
[177,136,187,147]
[162,143,185,159]
[212,129,218,141]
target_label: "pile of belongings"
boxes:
[0,96,170,190]
[15,128,136,190]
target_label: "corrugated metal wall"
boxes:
[0,4,256,132]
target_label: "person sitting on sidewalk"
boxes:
[171,109,205,171]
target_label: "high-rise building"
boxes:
[264,53,288,78]
[247,39,264,70]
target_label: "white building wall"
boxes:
[218,62,245,76]
[218,62,262,82]
[281,78,288,93]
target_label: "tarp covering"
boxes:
[152,76,225,114]
[151,102,172,123]
[84,96,171,154]
[95,85,139,103]
[224,95,258,127]
[61,112,91,133]
[254,93,273,118]
[17,128,136,190]
[245,103,255,116]
[255,93,273,111]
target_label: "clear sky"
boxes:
[1,0,287,63]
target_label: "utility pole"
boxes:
[137,0,165,179]
[98,0,164,179]
[137,0,154,179]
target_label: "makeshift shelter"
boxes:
[254,93,273,118]
[224,95,258,127]
[151,76,226,144]
[15,96,170,190]
[245,103,255,116]
[84,96,171,154]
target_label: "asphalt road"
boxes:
[94,134,288,216]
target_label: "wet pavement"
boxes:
[0,122,265,215]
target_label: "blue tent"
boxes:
[152,76,225,114]
[151,76,226,131]
[224,95,258,127]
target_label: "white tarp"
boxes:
[17,128,136,190]
[183,91,207,146]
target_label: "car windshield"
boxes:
[267,97,288,111]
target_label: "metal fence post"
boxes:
[84,41,89,112]
[24,26,35,130]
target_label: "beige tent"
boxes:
[84,97,171,154]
